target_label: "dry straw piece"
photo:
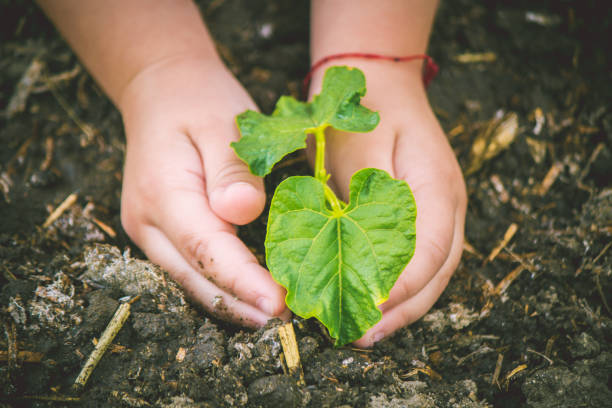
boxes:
[73,302,131,389]
[278,322,305,386]
[43,192,78,228]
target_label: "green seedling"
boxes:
[232,66,416,346]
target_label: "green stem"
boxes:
[324,184,343,214]
[314,127,327,183]
[313,126,343,214]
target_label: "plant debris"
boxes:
[1,0,610,406]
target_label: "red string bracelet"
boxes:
[302,52,439,98]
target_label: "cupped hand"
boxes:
[118,55,290,326]
[309,62,467,347]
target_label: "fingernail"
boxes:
[372,332,385,344]
[256,297,275,316]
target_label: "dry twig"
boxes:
[527,347,553,365]
[6,58,44,117]
[491,353,504,386]
[401,365,442,380]
[578,143,605,186]
[484,223,518,265]
[73,302,131,389]
[13,395,81,402]
[533,162,563,196]
[576,241,611,277]
[40,136,55,171]
[463,240,484,259]
[92,217,117,238]
[453,52,497,63]
[45,75,96,144]
[43,192,78,228]
[456,345,495,366]
[3,321,18,371]
[503,364,528,390]
[494,266,524,296]
[595,273,611,315]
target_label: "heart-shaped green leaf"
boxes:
[265,168,416,346]
[232,66,380,176]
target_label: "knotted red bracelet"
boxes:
[302,52,439,98]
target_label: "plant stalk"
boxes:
[313,126,343,214]
[314,127,327,182]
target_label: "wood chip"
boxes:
[578,143,605,183]
[490,174,510,203]
[18,395,81,402]
[504,364,527,383]
[467,112,519,175]
[531,107,545,135]
[31,64,81,93]
[494,265,524,296]
[491,353,504,386]
[6,58,45,117]
[525,137,547,164]
[527,347,553,365]
[401,365,442,380]
[456,345,495,366]
[534,162,563,196]
[6,133,35,177]
[92,217,117,238]
[40,136,54,171]
[43,192,78,228]
[485,223,518,264]
[463,240,484,259]
[448,124,465,138]
[453,52,497,63]
[278,322,304,386]
[4,321,17,371]
[175,347,187,362]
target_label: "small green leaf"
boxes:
[232,67,380,177]
[265,168,416,346]
[311,66,380,133]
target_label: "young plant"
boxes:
[232,66,416,346]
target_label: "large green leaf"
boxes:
[265,168,416,346]
[232,67,380,176]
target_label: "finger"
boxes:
[378,182,457,312]
[192,117,266,226]
[128,133,287,317]
[158,190,287,317]
[354,210,465,348]
[138,224,287,327]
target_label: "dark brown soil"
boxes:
[1,1,611,407]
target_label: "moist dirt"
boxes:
[1,1,611,407]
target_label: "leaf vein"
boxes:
[343,215,383,282]
[336,217,343,337]
[294,217,333,301]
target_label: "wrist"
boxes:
[117,51,226,117]
[308,58,427,103]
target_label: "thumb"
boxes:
[195,122,266,226]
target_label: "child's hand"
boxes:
[36,0,289,327]
[308,61,467,347]
[119,55,289,326]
